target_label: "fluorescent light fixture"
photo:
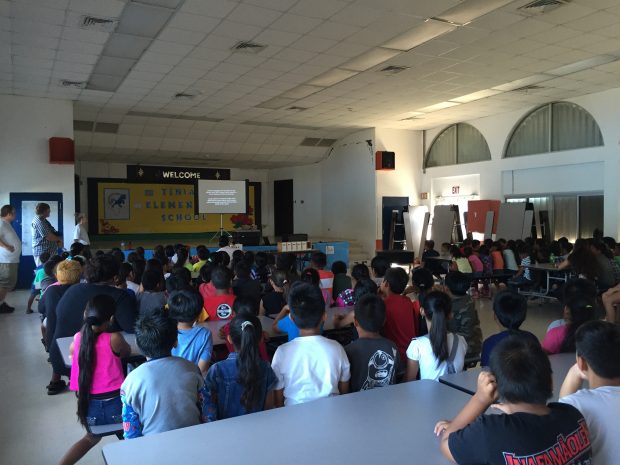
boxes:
[545,55,618,76]
[382,19,456,51]
[307,68,358,87]
[103,33,152,59]
[92,56,136,77]
[116,2,174,38]
[255,97,297,110]
[340,48,401,72]
[87,74,124,92]
[396,111,426,120]
[280,85,323,99]
[435,0,514,25]
[417,101,461,112]
[492,74,551,91]
[450,88,502,103]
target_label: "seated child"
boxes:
[121,310,205,438]
[370,255,389,287]
[271,282,350,406]
[331,260,351,302]
[508,244,533,287]
[559,320,620,464]
[405,291,467,381]
[333,278,379,330]
[380,267,419,361]
[136,269,166,315]
[168,289,213,375]
[502,243,519,271]
[232,261,261,313]
[335,263,370,307]
[542,295,595,355]
[345,294,400,392]
[192,246,209,273]
[490,242,505,271]
[450,246,472,274]
[434,336,592,464]
[259,270,287,316]
[273,269,321,341]
[311,251,334,306]
[480,290,539,367]
[464,247,483,274]
[202,266,236,320]
[26,251,51,313]
[445,272,482,361]
[203,314,277,421]
[220,297,269,361]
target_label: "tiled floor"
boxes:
[0,288,563,465]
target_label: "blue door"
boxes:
[9,193,63,289]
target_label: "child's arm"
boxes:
[198,359,210,376]
[272,305,290,334]
[559,363,586,398]
[201,372,218,422]
[110,332,132,358]
[121,393,143,439]
[264,390,275,410]
[404,359,419,382]
[259,299,266,316]
[333,310,355,329]
[338,380,350,395]
[273,389,285,408]
[434,371,497,462]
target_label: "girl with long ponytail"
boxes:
[59,295,131,465]
[203,314,278,421]
[404,291,467,381]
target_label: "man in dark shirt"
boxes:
[434,336,592,465]
[345,294,400,392]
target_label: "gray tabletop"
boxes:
[439,352,581,401]
[102,380,470,465]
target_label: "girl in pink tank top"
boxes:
[60,295,131,465]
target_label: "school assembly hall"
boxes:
[1,1,620,465]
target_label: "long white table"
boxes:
[518,262,572,300]
[58,306,354,368]
[102,380,468,465]
[439,352,581,401]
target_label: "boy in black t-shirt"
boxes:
[344,294,400,392]
[434,336,592,465]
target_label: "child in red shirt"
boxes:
[203,266,236,320]
[311,251,334,306]
[380,267,419,361]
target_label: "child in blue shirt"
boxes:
[26,251,50,313]
[203,314,277,421]
[168,289,213,376]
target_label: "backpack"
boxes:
[445,333,460,374]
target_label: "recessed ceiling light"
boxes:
[417,101,461,112]
[382,19,456,51]
[545,55,618,76]
[450,88,502,103]
[306,69,358,87]
[116,2,174,38]
[492,74,551,91]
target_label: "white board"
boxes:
[522,210,534,240]
[484,211,494,240]
[404,206,430,259]
[495,203,526,241]
[197,180,246,214]
[431,205,457,246]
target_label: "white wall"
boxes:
[420,87,620,238]
[374,128,424,241]
[321,129,377,254]
[0,95,74,246]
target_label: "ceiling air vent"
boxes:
[316,138,337,147]
[73,120,94,131]
[174,92,198,100]
[300,138,322,147]
[287,106,308,112]
[231,41,267,54]
[518,0,570,16]
[94,122,119,134]
[380,65,410,75]
[509,84,545,93]
[60,79,86,89]
[80,15,118,32]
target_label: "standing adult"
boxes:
[32,202,62,267]
[72,213,90,246]
[0,205,21,313]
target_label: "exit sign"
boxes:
[452,186,460,194]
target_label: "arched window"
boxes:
[505,102,603,158]
[425,123,491,168]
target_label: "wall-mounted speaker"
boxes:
[375,151,395,170]
[49,137,75,164]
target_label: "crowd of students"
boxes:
[28,236,619,465]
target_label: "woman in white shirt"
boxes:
[73,213,90,246]
[404,291,467,381]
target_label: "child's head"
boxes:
[218,250,231,268]
[141,269,162,292]
[70,242,85,257]
[351,263,370,283]
[116,262,133,287]
[110,248,125,266]
[330,260,347,275]
[300,267,320,286]
[135,309,178,358]
[228,314,263,410]
[165,274,190,293]
[231,249,245,268]
[168,289,203,324]
[492,290,527,330]
[478,245,490,256]
[164,244,175,258]
[131,259,145,285]
[77,294,116,427]
[170,265,191,285]
[420,291,452,363]
[135,246,145,258]
[288,282,325,330]
[411,268,433,295]
[232,296,256,317]
[353,278,378,302]
[197,246,209,262]
[575,320,620,380]
[234,261,251,280]
[562,278,597,304]
[561,295,596,353]
[517,244,531,258]
[463,246,473,258]
[450,245,463,258]
[382,267,408,295]
[370,255,389,278]
[175,247,189,266]
[145,258,164,276]
[52,259,80,284]
[85,255,119,283]
[441,242,451,254]
[38,251,51,265]
[424,240,435,251]
[243,250,255,266]
[211,266,232,290]
[199,262,215,284]
[269,269,288,290]
[255,252,268,269]
[311,251,327,270]
[219,236,230,248]
[445,271,470,296]
[354,294,386,333]
[489,336,552,405]
[44,255,63,277]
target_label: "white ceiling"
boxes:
[3,0,620,168]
